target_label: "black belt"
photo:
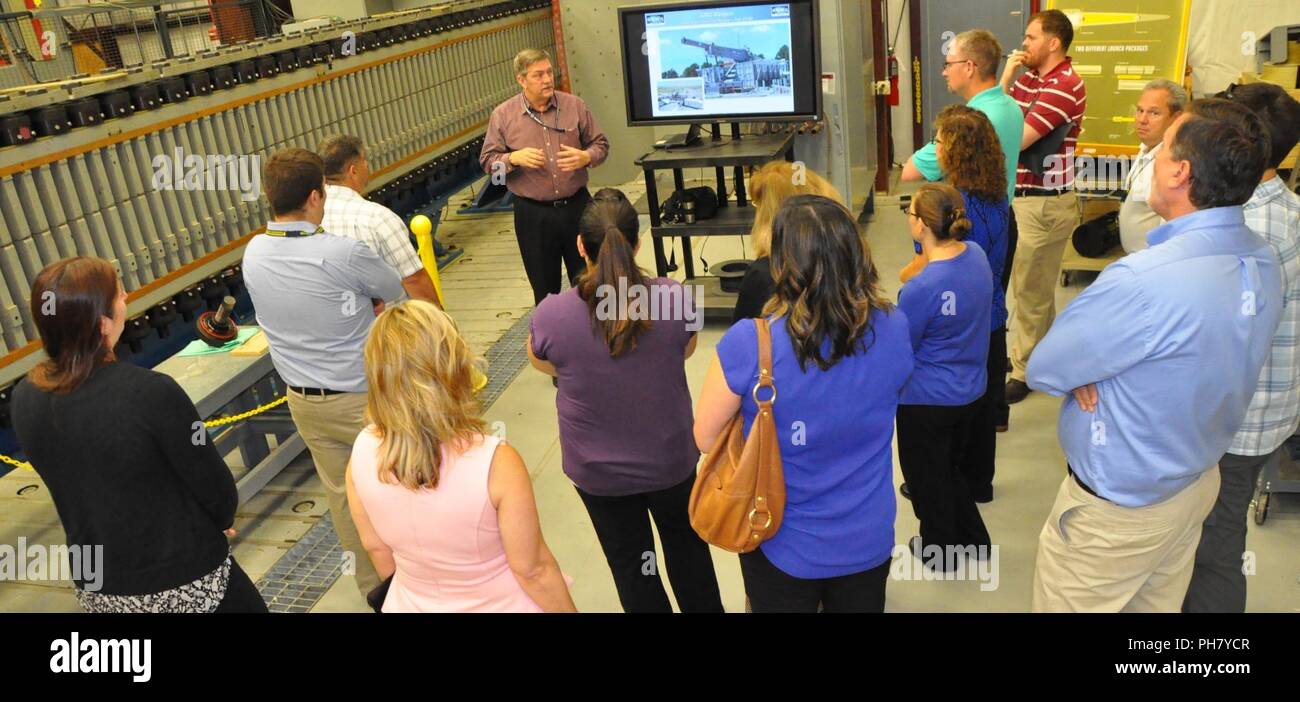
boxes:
[1067,464,1111,503]
[514,191,587,208]
[288,386,346,397]
[1015,187,1070,197]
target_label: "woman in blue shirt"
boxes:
[695,195,914,612]
[935,105,1011,501]
[897,183,993,567]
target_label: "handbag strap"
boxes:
[750,317,777,535]
[754,316,774,399]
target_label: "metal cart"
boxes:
[1254,433,1300,525]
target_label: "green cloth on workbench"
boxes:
[176,327,260,357]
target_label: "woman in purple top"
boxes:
[527,188,723,613]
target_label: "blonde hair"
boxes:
[748,161,842,257]
[363,301,488,489]
[514,48,551,77]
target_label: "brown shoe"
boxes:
[1006,379,1031,404]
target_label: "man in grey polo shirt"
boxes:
[243,148,404,598]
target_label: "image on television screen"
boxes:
[656,78,706,112]
[644,4,794,118]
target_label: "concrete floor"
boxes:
[2,172,1297,613]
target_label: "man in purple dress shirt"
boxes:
[480,48,610,305]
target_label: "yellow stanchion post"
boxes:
[410,214,445,307]
[409,214,487,393]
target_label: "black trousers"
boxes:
[958,327,1007,501]
[215,559,269,613]
[575,473,724,613]
[512,189,590,305]
[739,548,890,613]
[897,402,991,556]
[998,207,1016,428]
[1183,449,1276,613]
[1003,206,1018,291]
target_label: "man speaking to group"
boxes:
[480,48,610,305]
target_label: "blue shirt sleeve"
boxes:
[910,141,943,182]
[896,278,932,352]
[716,318,759,397]
[349,241,404,302]
[1026,264,1153,395]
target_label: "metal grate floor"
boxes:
[257,516,346,613]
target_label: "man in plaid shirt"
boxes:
[1185,84,1300,612]
[318,135,441,306]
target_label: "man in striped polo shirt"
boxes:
[1000,9,1086,405]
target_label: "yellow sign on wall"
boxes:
[1047,0,1191,156]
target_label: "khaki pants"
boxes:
[286,390,380,595]
[1008,192,1078,381]
[1032,466,1220,612]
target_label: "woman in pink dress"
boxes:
[346,300,575,612]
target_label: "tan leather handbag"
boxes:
[689,317,785,553]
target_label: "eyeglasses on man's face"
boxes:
[942,59,973,72]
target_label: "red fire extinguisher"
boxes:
[887,52,900,107]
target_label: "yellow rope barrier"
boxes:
[201,396,288,428]
[3,395,291,471]
[1,453,32,472]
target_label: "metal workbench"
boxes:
[153,326,303,505]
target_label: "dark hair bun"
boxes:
[947,215,972,240]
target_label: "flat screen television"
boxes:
[618,0,821,145]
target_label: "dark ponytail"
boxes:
[577,188,650,357]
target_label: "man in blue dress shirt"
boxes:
[243,148,404,597]
[1025,99,1281,612]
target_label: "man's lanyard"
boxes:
[523,94,568,133]
[1125,146,1156,191]
[265,222,324,238]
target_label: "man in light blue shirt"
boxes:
[243,148,403,597]
[902,29,1021,204]
[1025,100,1281,612]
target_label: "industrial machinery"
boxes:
[0,0,557,434]
[196,295,239,347]
[679,37,787,95]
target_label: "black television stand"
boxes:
[634,129,796,321]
